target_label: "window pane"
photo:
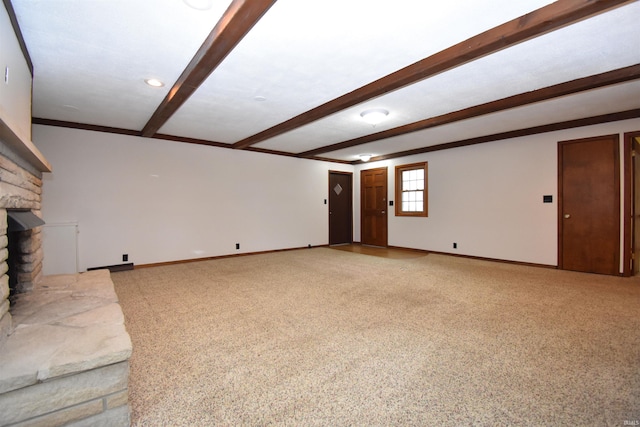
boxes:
[401,190,426,212]
[417,179,424,190]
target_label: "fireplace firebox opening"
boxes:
[6,209,45,297]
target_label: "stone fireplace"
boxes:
[0,146,132,425]
[0,151,43,346]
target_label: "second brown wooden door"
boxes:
[559,135,620,275]
[361,167,388,247]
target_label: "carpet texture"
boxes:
[112,248,640,426]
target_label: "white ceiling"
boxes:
[10,0,640,163]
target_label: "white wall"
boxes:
[34,119,640,272]
[355,118,640,267]
[33,125,351,271]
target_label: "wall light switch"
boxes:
[4,67,8,84]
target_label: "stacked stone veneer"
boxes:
[0,152,43,346]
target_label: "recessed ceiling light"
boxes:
[183,0,213,10]
[360,109,389,125]
[144,78,164,87]
[254,95,267,102]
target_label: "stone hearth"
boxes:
[0,270,132,426]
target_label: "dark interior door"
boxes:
[361,167,387,247]
[559,135,620,275]
[329,171,353,245]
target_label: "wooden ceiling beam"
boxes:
[141,0,277,138]
[359,109,640,163]
[299,63,640,157]
[232,0,634,150]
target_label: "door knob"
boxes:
[564,214,571,219]
[381,210,386,214]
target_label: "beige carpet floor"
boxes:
[112,248,640,426]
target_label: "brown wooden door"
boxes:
[329,171,353,245]
[559,135,620,275]
[632,135,640,275]
[361,167,387,247]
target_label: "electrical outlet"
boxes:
[236,243,240,250]
[122,254,128,262]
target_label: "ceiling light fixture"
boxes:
[144,78,165,87]
[183,0,213,10]
[359,154,372,162]
[360,108,389,125]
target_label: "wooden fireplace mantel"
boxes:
[0,117,51,173]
